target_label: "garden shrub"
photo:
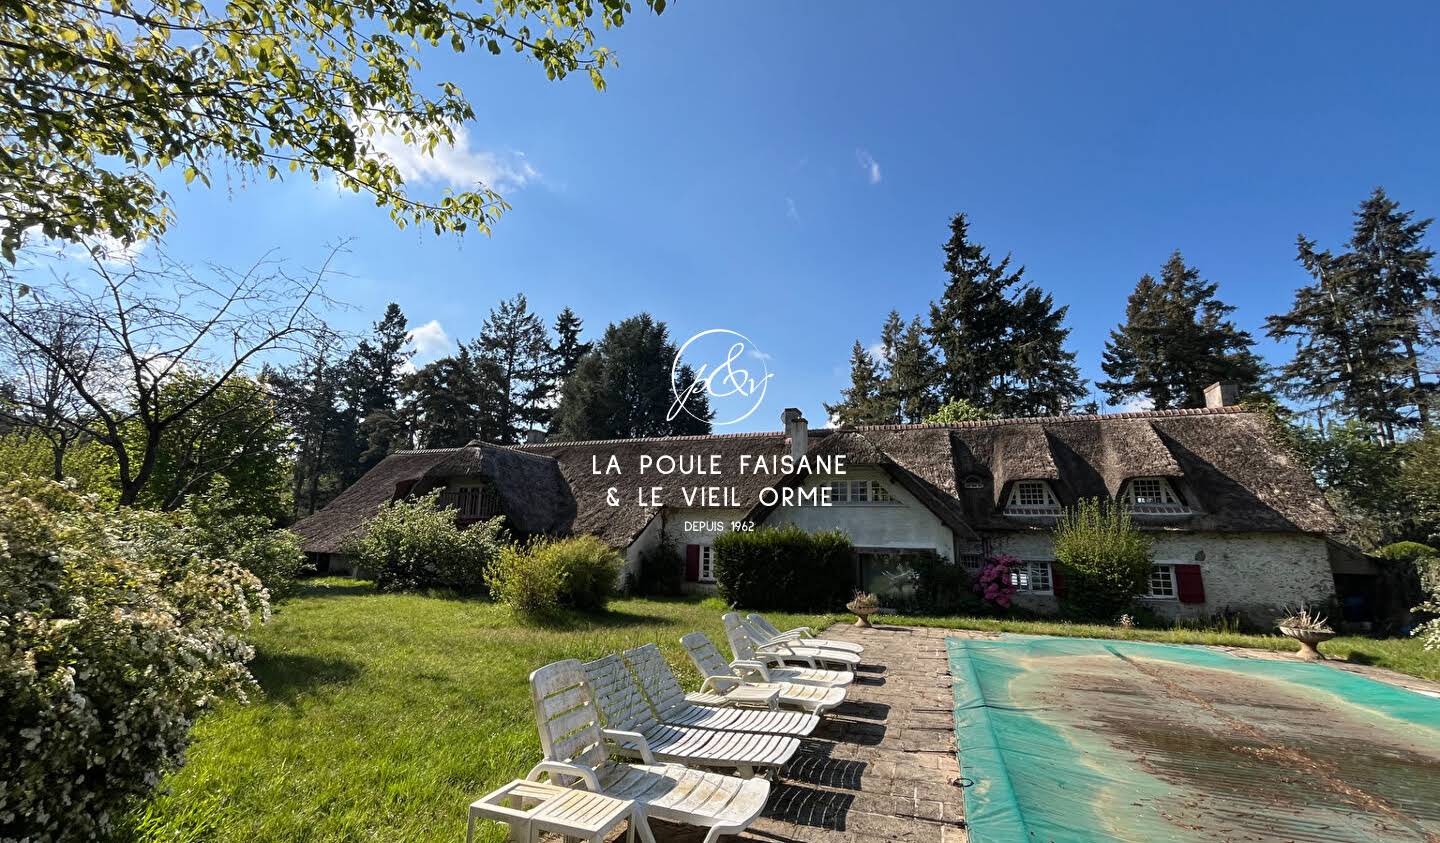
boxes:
[713,525,855,611]
[1414,555,1440,651]
[974,554,1019,610]
[1052,497,1153,621]
[344,491,505,593]
[164,477,307,598]
[905,553,980,613]
[486,535,623,615]
[1,479,269,842]
[634,534,685,596]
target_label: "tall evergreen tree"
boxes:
[340,303,412,478]
[552,307,592,383]
[927,213,1017,407]
[885,315,941,423]
[401,346,504,448]
[266,338,347,517]
[1007,287,1089,415]
[824,341,891,426]
[551,314,712,440]
[1267,189,1435,440]
[1100,251,1264,410]
[474,293,551,443]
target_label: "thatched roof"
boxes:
[295,406,1339,554]
[291,444,574,554]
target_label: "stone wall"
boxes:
[988,530,1336,627]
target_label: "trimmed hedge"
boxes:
[713,525,854,611]
[486,535,622,615]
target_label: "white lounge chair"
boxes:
[581,653,800,777]
[621,644,820,735]
[723,612,862,669]
[721,618,857,685]
[680,632,848,714]
[528,659,769,843]
[746,613,864,654]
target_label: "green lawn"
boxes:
[125,582,1437,843]
[883,612,1440,681]
[125,580,842,843]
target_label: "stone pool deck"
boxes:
[649,623,969,843]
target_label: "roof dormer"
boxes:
[1121,476,1190,515]
[1004,479,1061,517]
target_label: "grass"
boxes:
[882,612,1440,680]
[125,579,842,843]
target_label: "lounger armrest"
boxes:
[730,660,772,681]
[525,760,600,791]
[761,630,811,644]
[699,675,743,693]
[757,644,816,668]
[602,729,656,764]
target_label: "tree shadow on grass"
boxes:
[250,652,362,704]
[514,607,681,632]
[289,579,378,600]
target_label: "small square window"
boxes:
[829,481,848,503]
[1007,480,1059,512]
[850,480,869,503]
[1009,561,1053,593]
[1148,564,1175,598]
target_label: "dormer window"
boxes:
[1123,477,1190,515]
[1005,480,1060,515]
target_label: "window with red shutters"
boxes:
[685,544,700,582]
[1174,564,1206,604]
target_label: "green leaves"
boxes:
[2,0,667,260]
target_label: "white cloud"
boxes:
[748,347,773,362]
[20,229,147,269]
[785,196,800,223]
[408,319,453,360]
[867,341,887,362]
[1117,395,1155,413]
[855,148,882,185]
[361,121,539,193]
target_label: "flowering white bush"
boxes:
[346,491,505,594]
[0,479,269,841]
[1413,556,1440,651]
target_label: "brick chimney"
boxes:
[781,407,808,461]
[1203,382,1240,408]
[524,429,547,445]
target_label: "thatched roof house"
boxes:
[294,395,1355,625]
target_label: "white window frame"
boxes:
[1005,480,1060,515]
[698,545,715,583]
[826,479,898,505]
[1123,477,1190,514]
[1146,563,1177,599]
[1009,560,1053,594]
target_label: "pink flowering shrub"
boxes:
[974,554,1019,609]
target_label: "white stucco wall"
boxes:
[622,512,664,586]
[988,530,1336,625]
[765,468,956,558]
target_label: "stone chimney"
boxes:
[1203,382,1240,408]
[781,407,808,462]
[524,428,547,445]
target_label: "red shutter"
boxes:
[1175,564,1206,604]
[685,544,700,582]
[1050,563,1066,598]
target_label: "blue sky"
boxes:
[151,1,1438,432]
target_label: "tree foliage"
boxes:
[1100,251,1264,410]
[551,313,711,440]
[1052,498,1153,621]
[924,399,998,424]
[1,0,666,259]
[344,490,505,593]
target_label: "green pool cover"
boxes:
[947,635,1440,843]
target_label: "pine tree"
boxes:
[551,314,712,440]
[927,214,1017,407]
[474,294,551,443]
[552,307,592,383]
[341,303,412,477]
[885,316,941,423]
[1007,287,1089,416]
[1101,251,1264,410]
[265,339,347,517]
[401,346,505,448]
[824,342,891,426]
[1267,189,1435,441]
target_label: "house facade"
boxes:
[292,386,1356,626]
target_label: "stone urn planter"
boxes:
[846,593,880,628]
[1278,625,1337,660]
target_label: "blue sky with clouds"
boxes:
[149,1,1439,431]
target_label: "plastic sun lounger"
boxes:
[528,659,769,843]
[680,632,848,714]
[581,653,800,777]
[746,613,864,655]
[720,618,856,686]
[621,644,820,735]
[723,612,862,669]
